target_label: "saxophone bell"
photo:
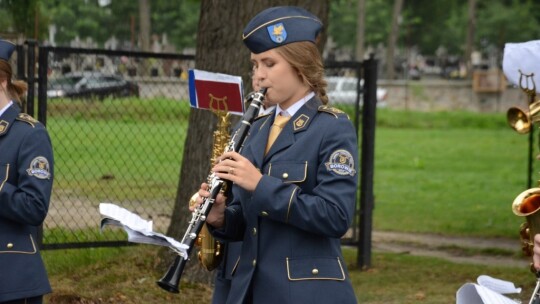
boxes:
[511,188,540,304]
[512,187,540,256]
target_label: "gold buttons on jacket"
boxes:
[252,227,257,235]
[6,243,13,249]
[312,268,319,275]
[252,259,257,267]
[282,173,289,179]
[260,211,268,216]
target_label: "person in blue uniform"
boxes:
[198,6,358,304]
[0,39,54,304]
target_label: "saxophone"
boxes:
[157,88,267,293]
[192,99,231,271]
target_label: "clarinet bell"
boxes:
[156,256,184,293]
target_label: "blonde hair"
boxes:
[0,60,27,106]
[273,41,328,105]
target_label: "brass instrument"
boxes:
[511,188,540,304]
[193,97,231,271]
[157,88,267,293]
[508,71,540,303]
[507,71,539,134]
[512,188,540,257]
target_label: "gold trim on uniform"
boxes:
[230,256,241,276]
[243,15,322,40]
[258,114,272,131]
[293,114,309,131]
[0,234,37,254]
[285,186,299,222]
[16,113,38,127]
[286,257,346,281]
[318,105,349,120]
[268,161,307,183]
[0,120,8,135]
[0,163,9,192]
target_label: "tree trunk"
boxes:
[465,0,476,78]
[386,0,404,80]
[138,0,151,52]
[355,0,366,61]
[161,0,329,286]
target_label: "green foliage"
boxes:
[0,0,48,39]
[151,0,200,49]
[329,0,393,50]
[476,0,540,48]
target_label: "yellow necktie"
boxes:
[265,114,290,155]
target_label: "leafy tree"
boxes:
[476,0,540,49]
[0,0,48,39]
[329,0,393,52]
[151,0,200,50]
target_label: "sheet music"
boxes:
[477,275,521,294]
[99,203,189,258]
[456,276,521,304]
[503,39,540,94]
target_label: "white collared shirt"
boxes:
[275,91,315,118]
[0,101,13,117]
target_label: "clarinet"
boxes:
[157,88,267,293]
[529,270,540,304]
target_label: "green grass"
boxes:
[373,127,528,238]
[42,245,534,304]
[40,103,540,303]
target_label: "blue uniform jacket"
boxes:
[0,104,54,302]
[213,96,358,304]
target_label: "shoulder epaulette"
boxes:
[16,113,38,127]
[318,105,349,119]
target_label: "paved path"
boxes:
[370,231,529,268]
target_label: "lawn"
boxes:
[40,101,540,303]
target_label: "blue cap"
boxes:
[0,39,15,61]
[242,6,323,54]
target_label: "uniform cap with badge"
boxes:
[242,6,323,54]
[0,39,15,61]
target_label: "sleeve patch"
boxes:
[325,149,356,176]
[27,156,51,179]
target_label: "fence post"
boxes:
[25,39,37,116]
[37,47,49,126]
[357,54,378,270]
[15,44,26,82]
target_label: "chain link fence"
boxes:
[26,45,195,249]
[13,43,376,253]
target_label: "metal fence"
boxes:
[13,42,377,260]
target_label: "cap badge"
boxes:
[267,23,287,44]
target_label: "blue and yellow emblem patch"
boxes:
[325,149,356,176]
[27,156,51,179]
[267,23,287,44]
